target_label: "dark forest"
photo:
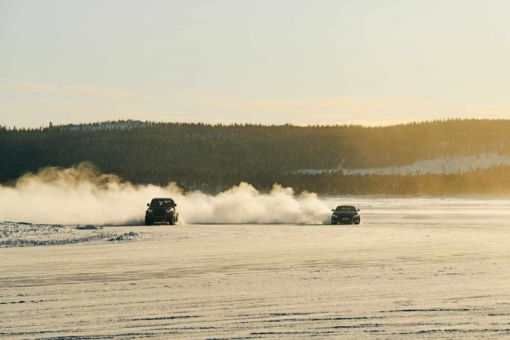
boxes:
[2,119,510,195]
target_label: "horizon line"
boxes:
[2,117,509,130]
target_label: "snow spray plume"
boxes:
[0,163,331,225]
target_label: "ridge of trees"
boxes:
[1,118,510,195]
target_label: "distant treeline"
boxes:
[1,119,510,195]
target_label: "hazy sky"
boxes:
[1,0,509,128]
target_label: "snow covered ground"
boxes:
[1,197,510,339]
[0,222,140,248]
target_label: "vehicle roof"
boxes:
[335,205,358,210]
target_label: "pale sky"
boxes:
[1,0,509,128]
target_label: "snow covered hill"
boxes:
[300,153,510,176]
[57,120,148,132]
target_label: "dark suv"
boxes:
[331,205,361,225]
[145,198,179,225]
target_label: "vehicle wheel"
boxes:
[354,220,360,225]
[168,215,176,225]
[145,217,153,226]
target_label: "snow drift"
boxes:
[0,163,331,225]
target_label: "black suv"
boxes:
[331,205,361,225]
[145,198,179,225]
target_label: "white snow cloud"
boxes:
[0,163,330,225]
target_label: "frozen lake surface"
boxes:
[1,197,510,339]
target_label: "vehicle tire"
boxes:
[168,214,176,225]
[145,217,153,226]
[354,220,360,225]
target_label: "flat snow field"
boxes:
[1,198,510,339]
